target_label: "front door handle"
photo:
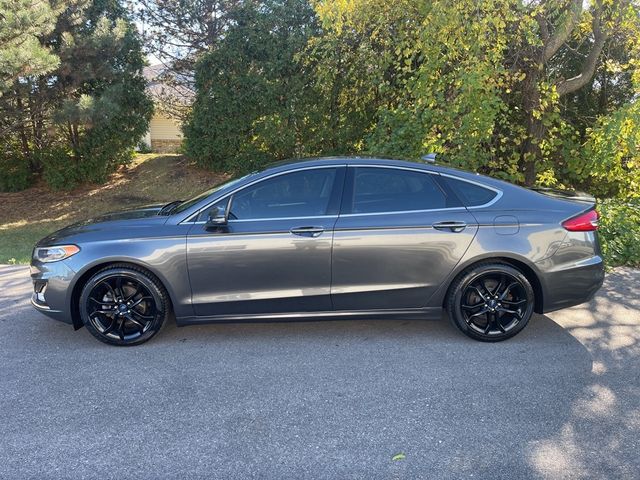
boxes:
[290,226,325,238]
[432,221,467,232]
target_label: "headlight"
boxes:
[33,245,80,263]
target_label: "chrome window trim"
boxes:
[339,207,467,218]
[180,163,504,224]
[348,165,503,210]
[180,165,345,225]
[349,164,441,175]
[191,214,339,225]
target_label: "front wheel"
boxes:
[446,263,535,342]
[79,264,170,346]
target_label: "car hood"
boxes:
[36,203,168,246]
[77,203,165,224]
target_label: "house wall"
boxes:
[146,114,183,153]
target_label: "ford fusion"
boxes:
[30,157,604,345]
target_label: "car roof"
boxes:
[263,156,509,189]
[266,156,434,170]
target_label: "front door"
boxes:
[187,166,345,317]
[331,166,478,311]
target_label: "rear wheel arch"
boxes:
[443,255,544,314]
[70,260,174,330]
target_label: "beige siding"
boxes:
[149,115,183,140]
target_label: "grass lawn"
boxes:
[0,154,226,264]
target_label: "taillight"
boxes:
[562,209,599,231]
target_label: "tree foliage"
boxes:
[0,0,152,191]
[0,0,60,94]
[130,0,243,119]
[365,0,640,193]
[183,0,640,202]
[184,0,319,171]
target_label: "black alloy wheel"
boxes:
[80,265,169,346]
[447,263,535,342]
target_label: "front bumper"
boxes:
[30,295,71,324]
[29,260,76,324]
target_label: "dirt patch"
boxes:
[0,154,228,263]
[0,154,226,229]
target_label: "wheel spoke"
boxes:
[130,310,154,321]
[125,313,146,331]
[130,296,152,309]
[498,306,522,319]
[115,277,125,301]
[462,302,484,310]
[89,309,115,318]
[469,285,488,302]
[479,280,492,299]
[117,317,125,340]
[502,299,526,306]
[90,309,115,332]
[102,316,117,335]
[125,284,141,302]
[89,297,116,307]
[468,307,489,321]
[484,312,494,334]
[492,275,505,297]
[499,282,520,300]
[98,280,117,301]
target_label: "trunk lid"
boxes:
[529,187,595,205]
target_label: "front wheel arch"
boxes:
[70,261,174,330]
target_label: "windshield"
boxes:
[170,172,256,215]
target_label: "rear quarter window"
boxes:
[443,177,498,207]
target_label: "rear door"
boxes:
[331,166,478,311]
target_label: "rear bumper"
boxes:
[540,255,605,313]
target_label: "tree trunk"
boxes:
[15,95,33,170]
[520,67,544,186]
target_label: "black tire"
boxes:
[79,264,170,346]
[446,262,535,342]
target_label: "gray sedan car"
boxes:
[30,157,604,345]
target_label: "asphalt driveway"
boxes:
[0,265,638,479]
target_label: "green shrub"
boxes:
[137,141,153,154]
[0,153,31,192]
[598,199,640,268]
[40,147,81,191]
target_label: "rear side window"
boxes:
[349,167,451,214]
[443,177,498,207]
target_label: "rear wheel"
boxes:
[79,264,169,346]
[446,263,534,342]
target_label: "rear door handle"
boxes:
[432,221,467,232]
[290,226,325,238]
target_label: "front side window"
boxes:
[228,168,338,220]
[349,167,450,214]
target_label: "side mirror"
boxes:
[205,205,228,229]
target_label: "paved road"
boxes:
[0,266,638,479]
